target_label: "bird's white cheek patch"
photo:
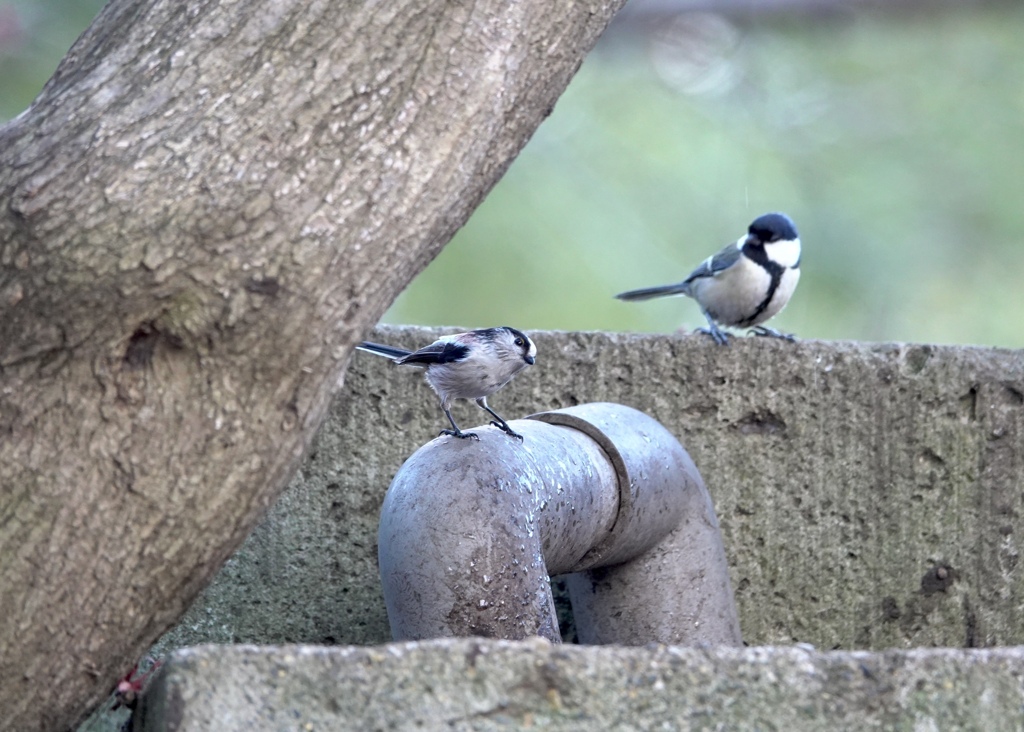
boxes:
[765,238,801,268]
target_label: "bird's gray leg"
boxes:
[696,310,731,346]
[439,405,478,440]
[749,325,797,342]
[476,398,523,441]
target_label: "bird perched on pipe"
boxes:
[615,212,801,345]
[356,327,537,441]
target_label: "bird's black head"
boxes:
[747,212,798,245]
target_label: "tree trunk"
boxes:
[0,1,625,728]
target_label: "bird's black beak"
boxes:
[525,355,535,365]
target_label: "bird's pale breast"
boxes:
[692,256,774,327]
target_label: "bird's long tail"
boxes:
[615,282,691,301]
[356,341,412,360]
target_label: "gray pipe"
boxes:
[377,403,741,646]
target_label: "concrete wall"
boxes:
[149,326,1024,655]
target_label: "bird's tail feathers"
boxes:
[615,282,691,302]
[356,341,411,360]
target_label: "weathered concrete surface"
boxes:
[136,639,1024,731]
[150,326,1024,654]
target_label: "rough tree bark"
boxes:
[0,1,626,729]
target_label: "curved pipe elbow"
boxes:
[378,403,741,646]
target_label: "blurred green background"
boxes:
[3,1,1022,347]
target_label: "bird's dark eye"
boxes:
[514,337,524,347]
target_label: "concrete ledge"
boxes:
[155,327,1024,653]
[136,640,1024,731]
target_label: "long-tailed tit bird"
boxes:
[356,327,537,441]
[616,212,801,345]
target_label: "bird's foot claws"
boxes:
[440,429,479,441]
[696,327,730,346]
[749,326,796,342]
[490,421,524,441]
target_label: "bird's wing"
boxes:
[395,340,470,365]
[683,242,743,284]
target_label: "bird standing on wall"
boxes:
[356,327,537,441]
[615,212,802,345]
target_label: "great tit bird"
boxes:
[615,212,801,345]
[356,326,537,441]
